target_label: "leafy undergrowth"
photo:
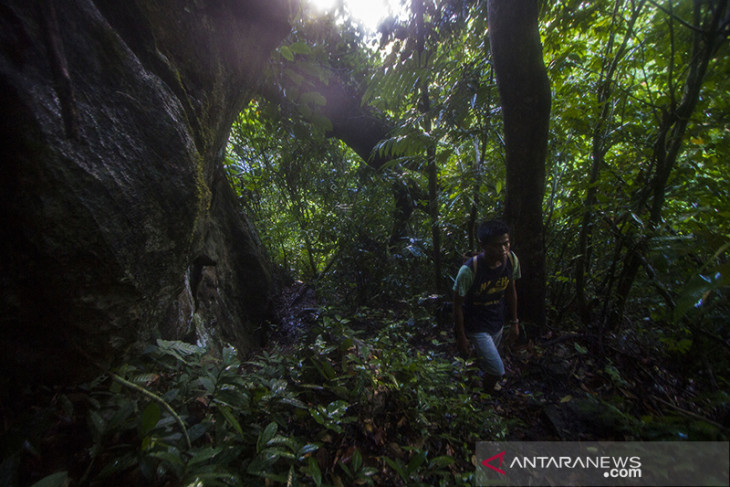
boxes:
[3,306,503,487]
[497,330,730,442]
[3,300,728,487]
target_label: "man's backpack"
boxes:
[468,250,517,282]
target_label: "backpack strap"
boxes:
[468,251,514,295]
[464,254,479,303]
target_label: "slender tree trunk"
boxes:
[427,140,443,293]
[389,177,416,250]
[468,201,478,252]
[413,0,444,294]
[468,82,493,252]
[611,0,728,325]
[468,138,483,252]
[422,89,443,293]
[575,0,645,324]
[488,0,551,327]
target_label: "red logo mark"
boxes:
[482,451,507,475]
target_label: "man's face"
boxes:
[485,233,510,262]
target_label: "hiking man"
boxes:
[453,220,520,391]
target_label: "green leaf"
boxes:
[188,446,223,466]
[149,450,186,468]
[257,421,278,452]
[300,91,327,107]
[310,113,333,132]
[280,396,307,409]
[139,401,161,436]
[216,388,250,408]
[198,377,215,393]
[217,405,244,438]
[280,45,294,61]
[310,358,336,381]
[284,68,305,86]
[288,42,312,55]
[156,339,201,356]
[325,400,349,418]
[307,456,322,486]
[188,422,211,443]
[604,363,628,387]
[96,454,137,479]
[674,262,730,321]
[130,373,158,385]
[406,450,427,475]
[384,457,407,480]
[186,472,242,485]
[298,443,320,459]
[297,103,313,118]
[29,472,68,487]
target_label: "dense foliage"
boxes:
[540,0,730,366]
[229,0,729,339]
[224,0,730,453]
[6,306,504,486]
[8,302,726,486]
[3,0,729,485]
[227,0,510,301]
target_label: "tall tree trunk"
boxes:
[488,0,551,327]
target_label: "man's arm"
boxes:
[506,280,519,337]
[453,292,470,356]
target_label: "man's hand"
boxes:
[505,320,520,347]
[510,320,520,338]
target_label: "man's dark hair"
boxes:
[477,220,510,245]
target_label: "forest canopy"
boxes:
[226,0,730,334]
[6,0,730,485]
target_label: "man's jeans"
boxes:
[467,327,505,377]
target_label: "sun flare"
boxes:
[306,0,405,32]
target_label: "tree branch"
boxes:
[646,0,706,34]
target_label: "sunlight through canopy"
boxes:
[306,0,406,31]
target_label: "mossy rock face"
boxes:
[0,0,290,390]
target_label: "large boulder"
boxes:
[0,0,290,391]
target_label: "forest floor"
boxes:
[4,282,727,486]
[276,282,729,443]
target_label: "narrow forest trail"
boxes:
[6,282,726,486]
[272,282,728,444]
